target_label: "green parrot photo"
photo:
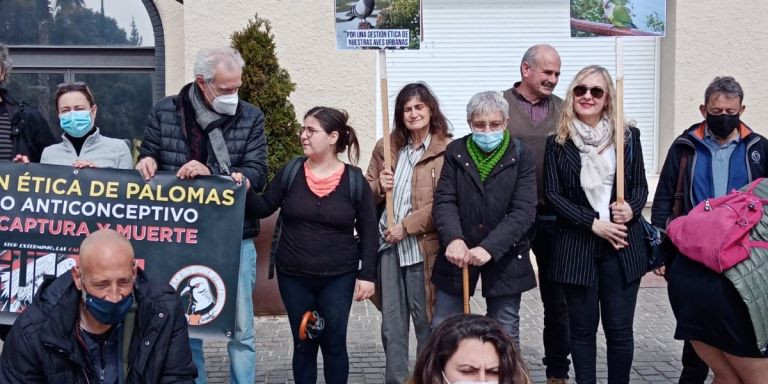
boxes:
[603,0,638,29]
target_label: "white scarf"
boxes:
[570,117,614,210]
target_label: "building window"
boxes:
[0,0,164,143]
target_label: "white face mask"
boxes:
[206,82,238,115]
[442,371,499,384]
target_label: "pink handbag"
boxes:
[667,179,768,273]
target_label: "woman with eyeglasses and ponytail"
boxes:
[543,65,649,383]
[39,82,133,169]
[242,106,378,384]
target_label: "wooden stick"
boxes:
[378,50,395,229]
[462,266,470,314]
[615,38,625,204]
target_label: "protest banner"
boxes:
[0,163,245,339]
[334,0,421,50]
[335,0,422,229]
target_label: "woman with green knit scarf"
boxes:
[431,91,538,350]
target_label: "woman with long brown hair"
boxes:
[366,82,452,383]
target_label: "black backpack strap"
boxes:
[670,147,691,223]
[281,156,304,193]
[348,165,363,207]
[269,156,305,279]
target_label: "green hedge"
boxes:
[232,14,303,183]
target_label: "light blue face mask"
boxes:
[471,130,504,152]
[59,110,93,138]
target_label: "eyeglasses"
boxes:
[470,120,505,132]
[573,85,605,99]
[299,126,320,138]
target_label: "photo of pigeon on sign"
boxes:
[335,0,421,50]
[570,0,666,37]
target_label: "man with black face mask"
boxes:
[0,229,197,383]
[652,76,768,383]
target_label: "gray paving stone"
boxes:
[198,286,715,383]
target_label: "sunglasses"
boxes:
[573,85,605,99]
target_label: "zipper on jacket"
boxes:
[745,136,761,182]
[431,168,436,191]
[82,367,91,384]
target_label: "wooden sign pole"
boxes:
[463,267,470,314]
[378,49,395,229]
[615,38,625,204]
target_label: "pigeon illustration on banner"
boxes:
[344,0,375,22]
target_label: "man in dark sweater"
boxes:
[502,44,569,384]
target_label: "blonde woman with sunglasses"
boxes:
[543,65,649,384]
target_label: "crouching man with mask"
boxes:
[0,229,197,383]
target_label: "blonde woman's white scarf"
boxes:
[570,117,615,210]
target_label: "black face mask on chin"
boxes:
[706,113,740,139]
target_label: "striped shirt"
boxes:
[379,134,431,266]
[0,104,13,161]
[511,84,550,124]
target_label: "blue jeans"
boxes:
[277,270,356,384]
[431,288,522,347]
[191,239,257,384]
[564,252,640,384]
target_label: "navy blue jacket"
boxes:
[138,83,268,239]
[651,122,768,229]
[0,269,197,383]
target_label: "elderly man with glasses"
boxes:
[136,47,267,384]
[431,91,538,346]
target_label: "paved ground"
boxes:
[200,275,708,383]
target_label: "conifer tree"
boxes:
[231,14,303,182]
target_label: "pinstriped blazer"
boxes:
[543,126,649,286]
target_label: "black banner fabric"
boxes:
[0,163,245,339]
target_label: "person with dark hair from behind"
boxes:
[0,42,57,163]
[502,43,569,384]
[652,76,768,383]
[38,82,133,169]
[365,82,452,384]
[0,229,197,383]
[243,107,378,384]
[410,314,530,384]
